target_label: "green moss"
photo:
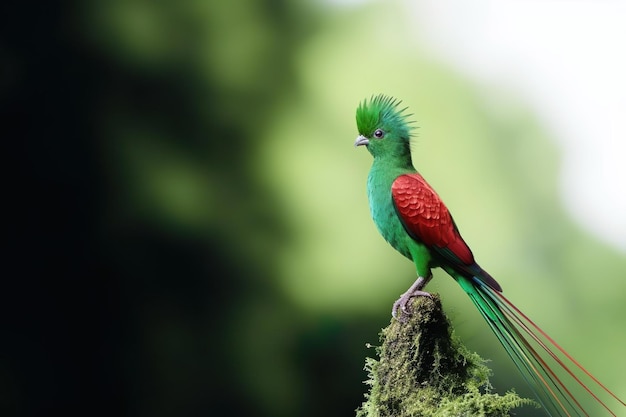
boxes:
[356,295,535,417]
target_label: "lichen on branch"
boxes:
[356,295,535,417]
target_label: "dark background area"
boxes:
[2,2,361,416]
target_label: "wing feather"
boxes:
[391,173,474,266]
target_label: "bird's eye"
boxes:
[374,129,385,139]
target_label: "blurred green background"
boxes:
[3,1,624,416]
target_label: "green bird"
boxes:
[354,94,624,417]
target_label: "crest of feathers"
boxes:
[356,94,415,139]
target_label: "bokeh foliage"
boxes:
[3,1,624,417]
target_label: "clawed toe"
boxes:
[392,290,432,320]
[391,275,433,320]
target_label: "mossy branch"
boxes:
[356,294,535,417]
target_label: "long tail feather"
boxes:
[490,287,626,408]
[457,276,625,417]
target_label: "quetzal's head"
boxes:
[354,94,414,158]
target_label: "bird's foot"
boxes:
[392,275,432,320]
[391,290,432,320]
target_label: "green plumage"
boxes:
[356,95,431,275]
[367,159,415,261]
[356,95,412,139]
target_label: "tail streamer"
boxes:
[460,276,625,417]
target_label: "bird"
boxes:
[354,94,624,417]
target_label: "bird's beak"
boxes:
[354,135,369,147]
